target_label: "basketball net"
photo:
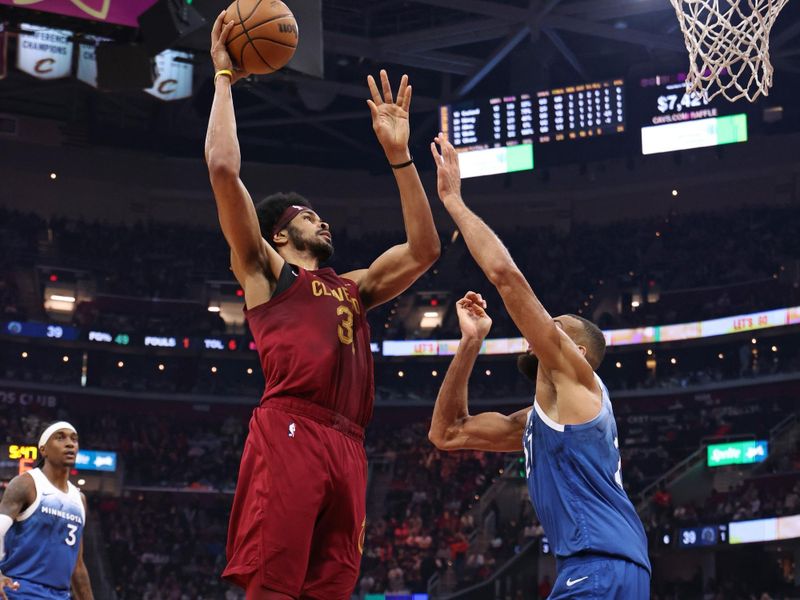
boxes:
[669,0,788,103]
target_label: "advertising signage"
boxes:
[707,440,768,468]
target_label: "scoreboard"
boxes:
[638,73,748,155]
[440,94,534,179]
[439,78,626,178]
[536,79,625,143]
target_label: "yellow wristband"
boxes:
[214,69,234,84]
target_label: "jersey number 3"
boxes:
[65,524,78,546]
[337,306,354,346]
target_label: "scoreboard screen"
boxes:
[536,79,625,143]
[440,94,534,179]
[678,524,728,548]
[439,78,626,178]
[639,73,748,155]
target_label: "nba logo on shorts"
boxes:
[288,422,296,438]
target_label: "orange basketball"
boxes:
[224,0,298,75]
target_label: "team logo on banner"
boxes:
[17,24,73,80]
[145,50,194,102]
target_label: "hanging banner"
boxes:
[144,49,193,101]
[17,24,73,80]
[76,35,110,88]
[76,41,97,87]
[0,0,159,28]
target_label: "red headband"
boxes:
[272,205,311,237]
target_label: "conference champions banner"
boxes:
[17,24,72,80]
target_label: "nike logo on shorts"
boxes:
[566,576,589,587]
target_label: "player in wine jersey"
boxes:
[206,17,440,600]
[427,137,650,599]
[0,422,93,600]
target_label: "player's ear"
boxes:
[272,230,288,247]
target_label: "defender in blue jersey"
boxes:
[0,422,93,600]
[428,137,650,599]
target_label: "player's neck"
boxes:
[281,249,321,272]
[41,462,71,493]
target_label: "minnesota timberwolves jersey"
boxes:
[523,375,651,573]
[0,468,85,592]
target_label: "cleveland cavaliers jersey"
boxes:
[0,468,85,590]
[523,375,651,573]
[246,266,374,427]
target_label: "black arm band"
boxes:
[389,156,414,170]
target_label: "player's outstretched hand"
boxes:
[367,70,412,164]
[210,11,247,84]
[430,133,462,206]
[456,291,491,342]
[0,570,20,600]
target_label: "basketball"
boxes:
[224,0,298,75]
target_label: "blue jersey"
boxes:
[0,468,85,593]
[523,375,650,574]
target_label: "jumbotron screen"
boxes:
[439,94,535,179]
[638,73,748,155]
[439,78,625,178]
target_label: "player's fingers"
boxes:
[211,11,225,41]
[447,141,460,168]
[466,293,485,310]
[367,75,382,105]
[430,142,443,166]
[404,84,413,112]
[380,69,394,104]
[366,99,379,120]
[222,19,235,40]
[396,74,408,106]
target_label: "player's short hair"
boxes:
[565,314,606,370]
[255,192,313,246]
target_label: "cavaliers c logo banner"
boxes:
[0,0,159,27]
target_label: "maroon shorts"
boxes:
[222,397,367,600]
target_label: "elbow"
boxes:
[206,148,240,181]
[428,429,443,449]
[412,238,441,269]
[428,428,456,451]
[486,262,521,289]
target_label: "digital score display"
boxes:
[440,94,534,179]
[639,73,748,155]
[678,524,728,548]
[439,78,626,178]
[536,79,625,143]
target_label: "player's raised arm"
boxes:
[70,493,93,600]
[205,12,283,288]
[430,136,599,422]
[429,292,528,452]
[0,475,32,598]
[342,71,440,310]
